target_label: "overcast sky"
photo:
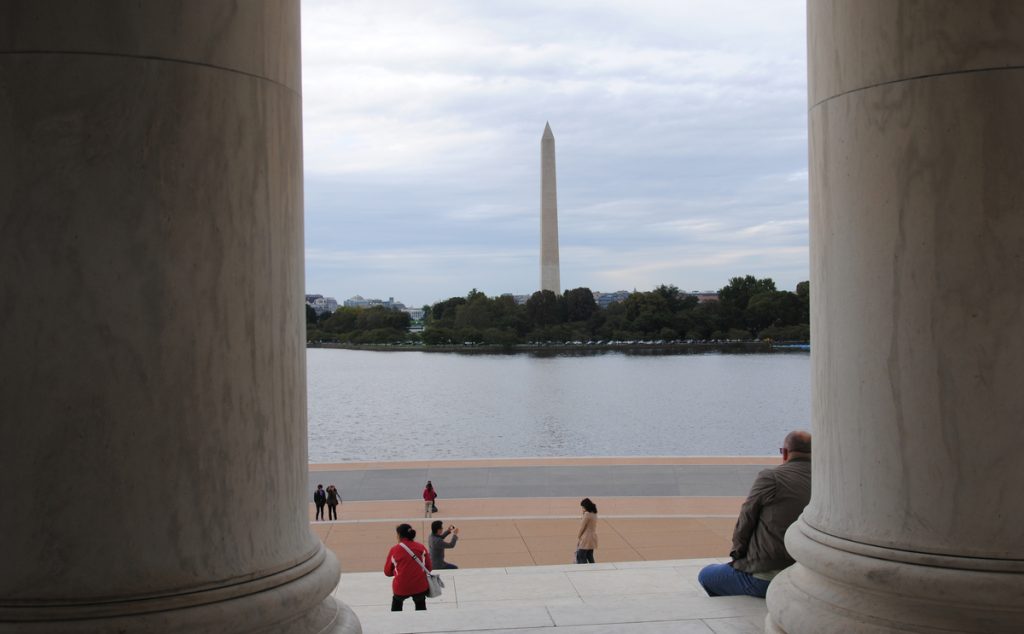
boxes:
[301,0,808,308]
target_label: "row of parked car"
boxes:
[524,339,754,346]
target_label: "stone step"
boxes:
[335,558,768,633]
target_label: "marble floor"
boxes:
[317,458,763,631]
[336,558,767,634]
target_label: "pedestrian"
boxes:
[423,481,437,518]
[697,430,811,598]
[428,520,460,569]
[575,498,598,564]
[384,523,432,611]
[326,484,340,521]
[313,484,326,521]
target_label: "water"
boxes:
[306,348,810,463]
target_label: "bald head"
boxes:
[783,430,811,461]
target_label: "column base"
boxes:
[766,519,1024,633]
[0,545,361,633]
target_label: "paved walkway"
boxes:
[338,558,767,634]
[308,457,775,500]
[309,458,772,573]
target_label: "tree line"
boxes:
[307,275,809,346]
[306,304,412,344]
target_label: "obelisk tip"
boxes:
[542,121,553,139]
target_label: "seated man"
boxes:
[698,430,811,598]
[428,520,460,569]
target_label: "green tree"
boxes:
[623,291,673,336]
[454,290,495,330]
[746,291,785,333]
[796,281,810,323]
[430,296,467,325]
[526,290,561,327]
[718,275,777,313]
[563,287,598,322]
[322,307,359,334]
[422,327,455,345]
[654,284,697,313]
[356,306,410,331]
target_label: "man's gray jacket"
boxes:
[730,456,810,574]
[429,530,458,567]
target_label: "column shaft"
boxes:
[0,2,358,631]
[768,2,1024,631]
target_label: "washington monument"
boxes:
[540,122,561,295]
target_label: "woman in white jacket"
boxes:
[575,498,598,564]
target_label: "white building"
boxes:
[593,290,630,309]
[344,295,407,311]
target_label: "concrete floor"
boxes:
[338,558,768,634]
[309,457,776,501]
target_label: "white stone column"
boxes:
[767,2,1024,632]
[0,2,359,632]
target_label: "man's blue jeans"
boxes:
[697,563,771,598]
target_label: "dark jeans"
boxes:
[391,591,427,611]
[438,562,458,569]
[697,563,772,598]
[328,504,337,520]
[315,504,324,521]
[575,549,595,564]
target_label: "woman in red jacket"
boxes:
[423,480,438,517]
[384,523,433,611]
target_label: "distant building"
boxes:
[344,295,408,311]
[689,291,719,303]
[501,293,531,305]
[306,295,337,315]
[593,290,630,309]
[381,297,407,311]
[343,295,369,308]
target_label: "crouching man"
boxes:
[698,430,811,598]
[429,520,460,569]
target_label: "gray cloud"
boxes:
[302,0,808,306]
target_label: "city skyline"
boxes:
[301,1,808,308]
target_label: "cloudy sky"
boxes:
[301,0,808,308]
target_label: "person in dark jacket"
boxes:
[385,523,432,611]
[313,484,327,521]
[698,430,811,598]
[428,520,460,569]
[325,484,341,521]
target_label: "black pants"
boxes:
[575,549,595,564]
[315,504,324,521]
[391,592,427,611]
[328,504,337,520]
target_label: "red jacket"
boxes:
[384,539,432,596]
[423,487,437,502]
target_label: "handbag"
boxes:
[399,542,445,598]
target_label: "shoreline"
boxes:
[307,341,808,354]
[309,455,780,471]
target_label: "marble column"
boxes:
[767,2,1024,632]
[0,2,359,632]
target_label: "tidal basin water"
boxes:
[306,348,810,463]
